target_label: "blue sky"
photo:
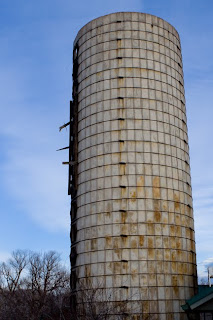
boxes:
[0,0,212,278]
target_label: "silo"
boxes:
[70,12,197,320]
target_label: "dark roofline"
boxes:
[182,285,213,311]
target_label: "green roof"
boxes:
[182,286,213,311]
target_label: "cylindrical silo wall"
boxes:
[70,12,197,320]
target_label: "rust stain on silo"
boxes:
[130,223,137,233]
[154,210,161,222]
[178,263,184,274]
[121,211,127,223]
[118,78,124,87]
[130,190,136,198]
[105,211,111,219]
[117,39,122,48]
[164,249,170,261]
[174,193,180,210]
[106,202,112,212]
[91,239,97,250]
[170,225,175,236]
[114,249,121,260]
[122,262,128,273]
[172,275,179,296]
[121,225,128,234]
[120,163,126,175]
[105,236,112,248]
[121,188,127,198]
[113,237,119,249]
[131,239,137,248]
[162,200,168,211]
[119,141,125,152]
[153,199,160,211]
[171,262,177,273]
[142,301,149,314]
[176,238,181,249]
[148,237,154,248]
[121,236,128,246]
[85,241,90,251]
[137,176,144,197]
[147,224,154,235]
[176,226,181,237]
[163,237,169,248]
[85,265,91,278]
[119,120,125,130]
[153,176,160,198]
[114,262,121,273]
[130,190,136,202]
[139,236,144,247]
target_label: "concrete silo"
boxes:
[69,12,197,320]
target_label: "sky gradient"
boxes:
[0,0,213,279]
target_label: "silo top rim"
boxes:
[74,12,180,46]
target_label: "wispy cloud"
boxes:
[197,257,213,279]
[0,252,11,263]
[193,183,213,275]
[0,20,71,232]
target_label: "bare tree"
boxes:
[0,250,29,319]
[0,250,28,292]
[0,250,70,320]
[26,251,70,319]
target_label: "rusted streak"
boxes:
[153,176,160,199]
[153,199,160,211]
[114,261,121,273]
[174,193,180,210]
[137,176,144,197]
[164,249,170,260]
[85,265,91,278]
[172,275,179,296]
[91,239,97,250]
[131,240,137,249]
[130,190,136,198]
[170,225,175,236]
[121,236,128,246]
[148,224,154,235]
[148,248,154,259]
[117,39,122,48]
[162,201,168,210]
[118,78,124,87]
[114,250,121,260]
[121,211,127,223]
[105,236,112,248]
[121,225,128,234]
[154,211,161,222]
[113,238,119,249]
[147,237,154,248]
[121,261,128,272]
[119,141,125,152]
[121,188,127,197]
[139,236,144,247]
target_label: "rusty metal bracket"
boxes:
[59,121,70,132]
[62,161,77,165]
[56,146,69,151]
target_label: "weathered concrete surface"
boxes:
[71,12,197,320]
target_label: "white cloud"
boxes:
[3,152,70,232]
[197,257,213,279]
